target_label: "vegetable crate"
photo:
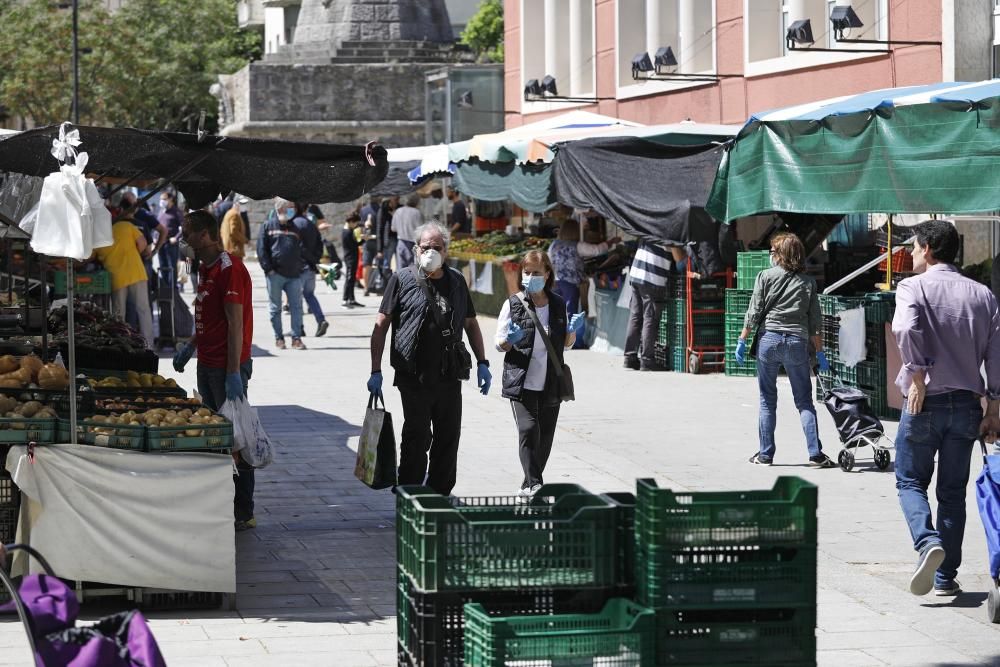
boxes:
[463,598,655,667]
[724,289,752,317]
[818,295,865,317]
[736,252,770,290]
[0,417,56,445]
[723,316,756,377]
[77,420,145,451]
[653,604,816,666]
[395,485,619,593]
[601,492,637,589]
[653,344,673,372]
[54,270,111,296]
[397,567,626,667]
[146,420,233,453]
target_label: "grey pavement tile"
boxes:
[815,628,939,650]
[152,659,228,667]
[261,633,393,653]
[236,570,298,584]
[203,622,350,640]
[224,651,379,667]
[235,594,320,610]
[157,638,267,658]
[863,645,990,666]
[817,649,888,666]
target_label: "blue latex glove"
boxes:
[477,363,492,395]
[173,342,194,372]
[568,312,585,334]
[817,350,830,372]
[367,371,383,397]
[225,372,244,402]
[506,321,526,345]
[734,338,747,365]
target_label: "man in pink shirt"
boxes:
[892,220,1000,598]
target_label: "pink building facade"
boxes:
[503,0,995,129]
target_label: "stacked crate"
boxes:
[0,445,19,603]
[736,251,771,290]
[396,484,631,666]
[724,289,755,376]
[816,294,899,420]
[635,477,818,667]
[670,273,727,373]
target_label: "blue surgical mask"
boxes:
[521,273,545,293]
[285,208,296,219]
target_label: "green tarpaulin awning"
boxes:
[706,80,1000,222]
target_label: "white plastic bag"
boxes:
[837,307,867,368]
[219,397,274,468]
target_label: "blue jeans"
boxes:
[266,273,304,340]
[756,331,822,460]
[895,390,981,585]
[197,360,255,522]
[301,270,325,325]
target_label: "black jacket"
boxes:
[257,218,304,278]
[296,218,324,272]
[501,290,567,402]
[390,266,470,375]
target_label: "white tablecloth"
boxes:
[5,444,236,592]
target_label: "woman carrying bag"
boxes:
[496,250,585,497]
[735,232,836,468]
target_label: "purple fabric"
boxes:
[0,575,165,667]
[891,264,1000,399]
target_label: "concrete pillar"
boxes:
[678,0,696,70]
[544,0,559,80]
[645,0,661,57]
[569,0,584,95]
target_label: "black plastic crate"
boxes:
[0,505,17,545]
[136,589,226,610]
[0,472,17,506]
[654,344,672,371]
[601,492,636,589]
[397,569,626,667]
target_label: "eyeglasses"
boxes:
[419,245,443,252]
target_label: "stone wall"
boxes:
[293,0,453,48]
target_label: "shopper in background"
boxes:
[368,221,491,495]
[220,198,248,258]
[392,194,423,269]
[361,215,379,296]
[623,240,671,371]
[96,206,154,348]
[736,232,835,468]
[173,210,256,531]
[549,220,587,321]
[891,220,1000,597]
[157,191,184,288]
[496,250,584,496]
[447,188,469,236]
[294,202,329,337]
[341,212,363,308]
[377,195,399,273]
[360,196,380,231]
[257,198,306,350]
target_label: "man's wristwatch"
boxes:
[477,359,489,367]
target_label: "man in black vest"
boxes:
[368,222,492,495]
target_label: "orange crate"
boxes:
[877,247,913,273]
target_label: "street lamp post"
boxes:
[71,0,79,125]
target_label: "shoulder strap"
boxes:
[755,270,794,328]
[516,294,563,379]
[415,270,456,340]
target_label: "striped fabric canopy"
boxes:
[707,80,1000,222]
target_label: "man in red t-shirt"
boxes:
[172,210,257,530]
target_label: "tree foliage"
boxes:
[461,0,503,63]
[0,0,260,131]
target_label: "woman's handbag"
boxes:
[519,295,575,402]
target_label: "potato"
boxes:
[178,409,192,419]
[0,355,18,375]
[184,429,203,437]
[0,378,22,389]
[170,417,186,426]
[19,401,42,418]
[19,355,43,382]
[195,408,211,418]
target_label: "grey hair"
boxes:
[406,194,421,208]
[414,221,451,249]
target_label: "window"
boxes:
[746,0,888,75]
[616,0,716,98]
[520,0,596,103]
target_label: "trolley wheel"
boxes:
[988,584,1000,624]
[838,449,855,472]
[873,448,891,470]
[688,353,700,374]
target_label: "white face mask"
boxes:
[419,248,443,273]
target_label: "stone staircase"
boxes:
[265,40,475,65]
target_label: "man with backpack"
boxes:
[257,198,306,350]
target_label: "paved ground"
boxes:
[1,259,999,666]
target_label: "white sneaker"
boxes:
[910,545,945,596]
[528,484,542,496]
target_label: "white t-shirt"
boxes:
[496,299,550,391]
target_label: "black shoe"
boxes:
[749,453,772,465]
[624,356,640,370]
[342,301,354,308]
[348,301,365,307]
[640,364,666,372]
[809,454,836,468]
[316,320,329,337]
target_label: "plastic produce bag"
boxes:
[219,397,274,468]
[837,307,867,367]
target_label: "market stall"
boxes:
[705,80,1000,415]
[0,123,388,603]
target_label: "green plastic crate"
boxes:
[669,299,686,324]
[54,270,111,296]
[636,544,816,609]
[856,361,886,391]
[725,289,753,317]
[818,295,865,317]
[736,252,770,290]
[672,347,687,373]
[864,291,896,323]
[601,491,636,589]
[0,417,55,444]
[464,598,655,667]
[635,477,817,550]
[654,605,816,666]
[396,484,619,593]
[147,419,233,453]
[78,418,144,451]
[724,351,757,377]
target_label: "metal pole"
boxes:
[67,0,79,443]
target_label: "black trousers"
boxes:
[343,258,358,303]
[511,389,561,489]
[397,376,462,495]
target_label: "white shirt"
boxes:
[496,299,550,391]
[391,206,423,243]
